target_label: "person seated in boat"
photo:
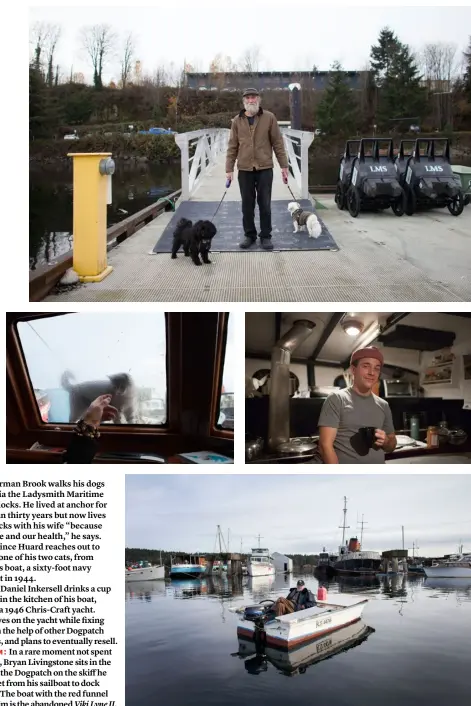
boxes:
[63,394,118,463]
[272,579,316,616]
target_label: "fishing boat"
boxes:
[424,553,471,578]
[170,554,206,579]
[232,592,369,649]
[236,620,374,676]
[125,561,165,582]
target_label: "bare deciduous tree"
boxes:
[80,24,117,89]
[209,53,238,89]
[121,32,135,89]
[30,22,51,72]
[239,46,261,74]
[45,24,61,87]
[421,42,458,87]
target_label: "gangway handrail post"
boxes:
[282,128,314,199]
[175,128,230,199]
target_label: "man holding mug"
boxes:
[317,347,397,464]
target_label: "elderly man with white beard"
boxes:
[225,88,289,250]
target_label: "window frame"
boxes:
[7,311,181,438]
[210,312,234,439]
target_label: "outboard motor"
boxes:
[399,138,464,216]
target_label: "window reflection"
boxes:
[17,313,167,425]
[218,315,234,430]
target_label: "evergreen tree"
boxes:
[316,61,358,135]
[370,27,428,127]
[370,27,402,86]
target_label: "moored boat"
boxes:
[333,537,382,576]
[424,553,471,578]
[170,554,206,579]
[247,547,275,577]
[125,561,165,582]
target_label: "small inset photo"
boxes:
[6,311,234,464]
[245,312,471,465]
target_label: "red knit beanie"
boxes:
[350,346,384,366]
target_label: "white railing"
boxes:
[282,129,314,199]
[175,128,230,199]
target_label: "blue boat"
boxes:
[170,554,206,579]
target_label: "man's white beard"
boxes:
[244,100,260,115]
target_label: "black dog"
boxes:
[61,371,139,424]
[171,218,217,266]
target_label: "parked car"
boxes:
[64,131,79,140]
[409,125,420,133]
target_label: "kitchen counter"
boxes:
[386,443,471,463]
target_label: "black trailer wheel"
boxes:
[391,188,406,217]
[347,186,360,218]
[404,186,416,216]
[335,182,345,210]
[447,192,464,217]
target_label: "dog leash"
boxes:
[210,178,232,223]
[283,172,298,202]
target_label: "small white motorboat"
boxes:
[424,554,471,578]
[236,620,374,675]
[232,592,369,649]
[125,563,165,582]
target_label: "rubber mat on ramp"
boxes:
[153,200,339,253]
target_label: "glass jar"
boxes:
[426,426,439,449]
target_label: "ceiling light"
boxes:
[342,319,364,337]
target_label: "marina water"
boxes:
[126,572,470,705]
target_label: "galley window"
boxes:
[15,312,168,427]
[212,313,234,434]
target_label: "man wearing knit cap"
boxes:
[225,88,289,250]
[317,346,396,464]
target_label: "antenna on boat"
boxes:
[338,496,350,546]
[357,514,368,546]
[256,533,263,548]
[402,525,405,551]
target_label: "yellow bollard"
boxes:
[68,152,114,282]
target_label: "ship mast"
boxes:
[338,496,350,546]
[256,533,263,548]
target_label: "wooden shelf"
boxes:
[422,379,452,385]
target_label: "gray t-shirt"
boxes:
[318,388,395,464]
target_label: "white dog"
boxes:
[287,201,322,239]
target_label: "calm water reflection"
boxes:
[29,161,181,269]
[125,573,471,705]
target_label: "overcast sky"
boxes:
[30,4,471,85]
[125,474,471,557]
[17,312,234,392]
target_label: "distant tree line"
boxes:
[29,23,471,140]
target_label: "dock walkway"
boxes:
[45,129,470,302]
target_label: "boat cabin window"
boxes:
[16,312,168,426]
[213,313,234,432]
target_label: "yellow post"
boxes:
[68,152,114,282]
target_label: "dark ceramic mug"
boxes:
[359,426,377,448]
